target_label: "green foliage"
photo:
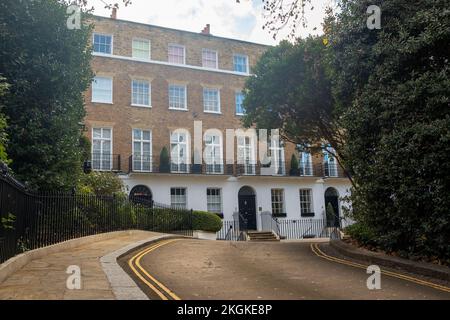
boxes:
[77,172,124,196]
[1,213,16,230]
[160,146,170,172]
[243,37,341,157]
[79,135,92,162]
[0,78,10,163]
[0,0,93,190]
[192,211,222,232]
[344,223,378,248]
[328,0,450,262]
[289,154,299,175]
[326,203,335,222]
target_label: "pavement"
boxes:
[0,231,161,300]
[120,239,450,300]
[1,235,449,300]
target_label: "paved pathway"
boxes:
[0,231,160,300]
[120,239,450,300]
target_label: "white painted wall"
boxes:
[120,173,353,231]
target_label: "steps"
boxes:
[247,231,279,242]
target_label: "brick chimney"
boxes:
[201,24,210,35]
[111,7,117,19]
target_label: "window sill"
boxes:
[301,212,315,218]
[272,213,287,218]
[204,110,222,115]
[92,101,113,105]
[169,107,189,112]
[236,113,245,116]
[131,104,152,108]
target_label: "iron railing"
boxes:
[107,155,349,179]
[0,170,193,264]
[88,153,121,172]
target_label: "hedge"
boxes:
[192,211,223,232]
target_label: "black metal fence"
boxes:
[0,172,192,264]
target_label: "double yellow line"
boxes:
[128,239,181,300]
[310,243,450,293]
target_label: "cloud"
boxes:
[87,0,329,45]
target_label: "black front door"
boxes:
[325,196,340,227]
[238,195,257,230]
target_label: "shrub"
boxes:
[344,222,378,247]
[160,146,170,173]
[77,171,125,196]
[289,154,299,175]
[192,211,222,232]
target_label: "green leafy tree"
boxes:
[242,37,352,183]
[77,171,124,196]
[327,0,450,262]
[0,0,93,190]
[0,78,10,163]
[160,146,170,173]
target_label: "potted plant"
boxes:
[159,146,170,173]
[192,149,202,174]
[289,154,299,176]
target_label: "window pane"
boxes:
[169,85,186,109]
[235,92,245,114]
[93,34,112,54]
[203,88,220,112]
[202,49,217,69]
[168,45,185,64]
[132,39,150,59]
[132,80,150,106]
[233,55,248,73]
[92,77,112,103]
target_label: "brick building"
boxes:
[84,15,351,235]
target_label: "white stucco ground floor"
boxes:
[120,173,353,236]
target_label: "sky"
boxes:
[88,0,333,45]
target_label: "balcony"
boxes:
[128,155,234,175]
[122,156,347,178]
[89,153,121,172]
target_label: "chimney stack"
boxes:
[111,7,117,19]
[201,24,210,35]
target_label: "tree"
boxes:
[0,0,93,190]
[327,0,450,262]
[242,36,352,183]
[0,78,10,163]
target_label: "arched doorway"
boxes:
[324,187,340,227]
[129,185,153,205]
[238,186,257,230]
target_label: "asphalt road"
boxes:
[120,239,450,300]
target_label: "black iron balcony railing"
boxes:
[88,153,121,172]
[128,155,234,175]
[127,156,348,178]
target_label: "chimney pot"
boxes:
[111,8,117,19]
[201,24,210,35]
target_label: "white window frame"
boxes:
[203,87,221,114]
[299,189,314,216]
[93,33,113,55]
[170,130,190,173]
[131,79,151,107]
[168,44,186,65]
[202,48,218,69]
[323,147,338,177]
[170,187,187,209]
[168,84,188,111]
[207,188,222,214]
[235,91,245,116]
[204,132,223,174]
[132,129,152,172]
[271,189,285,215]
[92,76,113,104]
[132,38,151,60]
[233,54,249,73]
[237,135,256,175]
[91,127,113,171]
[269,137,285,175]
[299,151,313,176]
